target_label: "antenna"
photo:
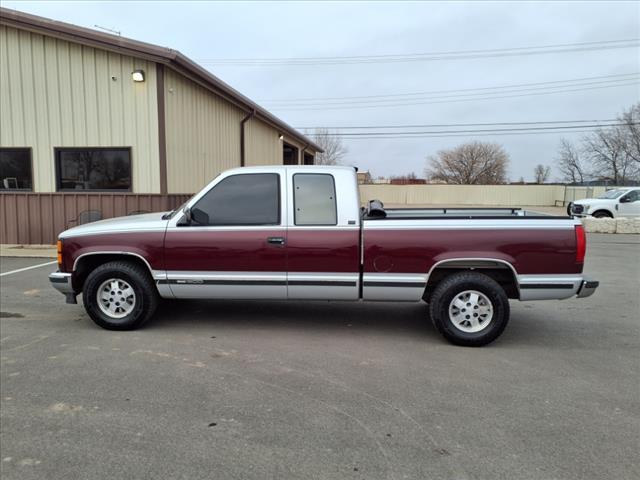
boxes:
[94,25,121,36]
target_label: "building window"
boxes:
[190,173,280,226]
[293,173,337,226]
[55,147,132,191]
[0,148,32,191]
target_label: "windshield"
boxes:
[598,189,626,199]
[162,174,221,219]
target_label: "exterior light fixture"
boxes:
[279,134,284,140]
[131,69,145,82]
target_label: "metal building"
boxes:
[0,8,321,244]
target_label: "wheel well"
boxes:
[591,209,613,218]
[72,254,152,292]
[423,262,519,301]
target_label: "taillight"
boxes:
[575,225,586,263]
[57,240,63,267]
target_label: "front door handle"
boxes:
[267,236,285,246]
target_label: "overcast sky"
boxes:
[5,0,640,181]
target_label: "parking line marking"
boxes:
[2,335,49,352]
[0,261,57,277]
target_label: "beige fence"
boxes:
[359,185,608,207]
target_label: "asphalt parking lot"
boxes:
[1,234,638,480]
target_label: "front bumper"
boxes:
[576,277,599,298]
[49,271,73,294]
[49,272,77,303]
[570,203,585,216]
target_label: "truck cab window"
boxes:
[621,190,639,203]
[293,173,337,225]
[191,173,280,226]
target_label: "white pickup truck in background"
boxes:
[570,187,640,218]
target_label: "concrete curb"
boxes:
[1,244,57,258]
[582,217,640,234]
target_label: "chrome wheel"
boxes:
[97,278,136,319]
[448,290,493,333]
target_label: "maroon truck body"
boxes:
[50,166,598,345]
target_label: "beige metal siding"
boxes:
[164,68,244,193]
[0,192,190,245]
[244,118,281,166]
[0,25,160,193]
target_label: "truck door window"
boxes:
[191,173,280,225]
[621,190,639,203]
[293,173,337,226]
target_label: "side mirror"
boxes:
[619,196,630,203]
[191,208,210,225]
[176,207,192,226]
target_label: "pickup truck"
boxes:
[569,187,640,218]
[50,166,599,346]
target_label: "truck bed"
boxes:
[360,202,583,302]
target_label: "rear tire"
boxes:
[82,260,158,330]
[429,271,509,347]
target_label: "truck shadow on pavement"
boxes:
[143,298,560,347]
[148,298,438,340]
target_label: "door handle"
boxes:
[267,236,285,246]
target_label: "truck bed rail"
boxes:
[364,204,563,220]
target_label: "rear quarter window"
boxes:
[293,173,337,226]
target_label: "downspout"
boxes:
[240,109,255,167]
[300,143,308,165]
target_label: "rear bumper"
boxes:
[518,275,599,301]
[576,277,599,298]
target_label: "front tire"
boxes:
[429,272,509,347]
[82,261,158,330]
[592,210,613,219]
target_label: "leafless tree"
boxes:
[572,103,640,184]
[619,103,640,167]
[426,141,509,184]
[556,138,585,183]
[533,164,551,184]
[312,128,348,165]
[582,126,635,184]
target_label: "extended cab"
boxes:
[50,166,599,346]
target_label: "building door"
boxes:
[303,152,314,165]
[163,172,287,299]
[283,142,299,165]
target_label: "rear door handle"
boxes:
[267,236,285,246]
